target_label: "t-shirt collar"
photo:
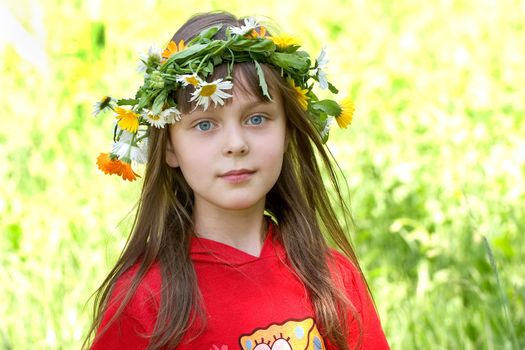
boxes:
[190,220,284,266]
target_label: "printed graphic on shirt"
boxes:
[210,345,229,350]
[238,317,325,350]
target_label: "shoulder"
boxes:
[110,261,162,319]
[91,261,162,348]
[326,248,366,312]
[327,248,391,349]
[327,248,359,275]
[114,261,162,299]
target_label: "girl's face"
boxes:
[166,79,287,212]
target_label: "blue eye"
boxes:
[195,120,213,131]
[247,115,265,125]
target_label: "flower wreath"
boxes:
[94,17,354,181]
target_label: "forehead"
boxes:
[227,67,280,106]
[197,73,282,117]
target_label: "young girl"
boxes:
[87,11,389,350]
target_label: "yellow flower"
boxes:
[115,107,139,133]
[269,34,299,49]
[287,78,309,110]
[162,40,185,61]
[336,97,354,128]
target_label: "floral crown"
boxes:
[95,17,354,181]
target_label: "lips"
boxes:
[220,169,255,177]
[219,169,255,183]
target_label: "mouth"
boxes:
[219,169,256,183]
[220,169,255,176]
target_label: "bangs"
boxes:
[175,62,282,113]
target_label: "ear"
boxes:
[165,137,179,168]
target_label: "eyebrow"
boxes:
[242,100,274,110]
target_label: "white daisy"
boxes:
[112,129,148,164]
[313,47,329,90]
[142,106,182,128]
[137,46,162,73]
[317,70,328,90]
[92,96,114,116]
[190,79,233,111]
[176,74,202,87]
[142,109,166,128]
[230,17,259,36]
[160,106,182,124]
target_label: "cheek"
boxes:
[254,138,286,176]
[258,128,287,158]
[173,140,212,181]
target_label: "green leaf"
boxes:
[152,90,168,115]
[253,60,271,100]
[230,38,276,53]
[229,38,252,49]
[188,25,222,45]
[311,99,341,116]
[117,99,138,106]
[138,93,150,109]
[248,39,277,53]
[270,52,310,74]
[328,82,339,94]
[279,45,300,53]
[162,43,206,66]
[225,26,232,40]
[213,55,223,65]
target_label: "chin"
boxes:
[219,201,261,211]
[215,196,266,211]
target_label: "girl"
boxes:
[88,11,389,350]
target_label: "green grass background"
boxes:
[1,0,523,348]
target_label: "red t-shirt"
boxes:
[91,223,389,349]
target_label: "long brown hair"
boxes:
[85,11,365,350]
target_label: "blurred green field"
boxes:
[1,0,524,349]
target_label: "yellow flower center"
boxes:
[200,84,217,97]
[186,76,199,86]
[150,114,161,121]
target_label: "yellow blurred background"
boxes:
[1,0,524,348]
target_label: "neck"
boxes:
[192,199,268,257]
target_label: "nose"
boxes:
[222,124,249,156]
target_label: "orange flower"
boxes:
[162,40,185,61]
[97,153,121,175]
[120,162,139,181]
[246,26,267,39]
[96,153,139,181]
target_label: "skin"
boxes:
[166,79,287,257]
